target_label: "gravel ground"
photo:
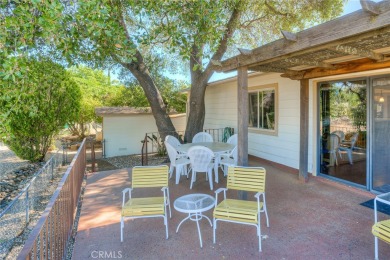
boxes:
[103,154,168,169]
[0,145,29,180]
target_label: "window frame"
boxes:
[248,83,278,136]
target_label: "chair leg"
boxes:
[120,217,124,242]
[258,213,262,252]
[190,171,196,189]
[213,218,217,243]
[164,214,169,239]
[169,165,174,179]
[347,150,353,164]
[166,188,172,218]
[175,165,181,185]
[263,201,270,227]
[208,169,213,190]
[375,236,378,260]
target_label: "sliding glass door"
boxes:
[372,76,390,192]
[319,79,367,186]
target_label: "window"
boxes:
[248,86,276,132]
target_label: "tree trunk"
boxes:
[122,55,176,140]
[185,77,207,142]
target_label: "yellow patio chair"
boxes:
[372,192,390,259]
[213,166,269,252]
[120,165,171,242]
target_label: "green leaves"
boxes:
[0,57,81,161]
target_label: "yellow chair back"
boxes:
[132,165,169,188]
[226,166,266,192]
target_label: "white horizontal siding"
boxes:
[205,73,301,169]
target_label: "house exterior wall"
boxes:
[102,114,186,157]
[205,68,390,176]
[205,72,301,170]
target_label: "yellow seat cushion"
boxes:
[373,219,390,244]
[213,199,263,224]
[122,197,165,217]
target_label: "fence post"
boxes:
[51,157,54,180]
[25,189,29,224]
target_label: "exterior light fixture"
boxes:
[379,89,385,103]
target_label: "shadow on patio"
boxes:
[72,158,390,259]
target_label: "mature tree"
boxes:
[0,58,81,161]
[1,0,343,141]
[67,66,121,138]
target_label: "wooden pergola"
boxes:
[215,0,390,181]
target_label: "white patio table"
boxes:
[174,193,215,248]
[176,142,235,183]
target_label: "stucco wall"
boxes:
[102,114,186,157]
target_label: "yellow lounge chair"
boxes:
[213,166,269,252]
[121,165,171,242]
[372,192,390,259]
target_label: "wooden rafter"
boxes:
[329,44,384,61]
[238,48,253,56]
[249,65,286,73]
[360,0,381,15]
[281,30,297,42]
[282,58,335,69]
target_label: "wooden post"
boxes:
[237,66,249,199]
[299,78,309,182]
[237,66,249,166]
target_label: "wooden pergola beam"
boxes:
[281,58,390,80]
[217,1,390,72]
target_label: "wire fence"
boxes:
[0,151,63,259]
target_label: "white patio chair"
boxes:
[327,133,340,166]
[338,132,358,164]
[192,132,213,143]
[217,134,238,171]
[226,134,238,146]
[165,142,190,184]
[331,130,345,143]
[187,145,214,190]
[165,135,181,148]
[219,146,238,176]
[165,135,186,157]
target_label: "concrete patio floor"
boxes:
[72,159,390,259]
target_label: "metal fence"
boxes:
[0,151,63,259]
[17,139,86,259]
[141,127,234,165]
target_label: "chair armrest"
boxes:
[214,188,228,207]
[215,188,228,194]
[254,192,265,212]
[122,188,133,207]
[374,192,390,223]
[161,186,169,202]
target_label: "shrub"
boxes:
[0,58,81,161]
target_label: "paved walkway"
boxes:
[72,160,390,259]
[0,144,28,179]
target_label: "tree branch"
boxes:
[202,2,243,83]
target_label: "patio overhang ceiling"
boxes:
[215,0,390,80]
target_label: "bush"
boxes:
[0,58,81,161]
